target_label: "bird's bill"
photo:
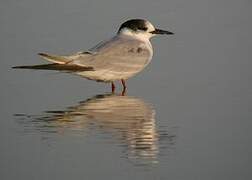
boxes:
[150,29,174,35]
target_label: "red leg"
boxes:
[111,82,115,93]
[121,79,127,96]
[121,79,126,89]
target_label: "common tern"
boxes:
[13,19,173,94]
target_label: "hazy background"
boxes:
[0,0,251,179]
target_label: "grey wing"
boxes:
[71,36,152,73]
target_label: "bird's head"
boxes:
[117,19,173,40]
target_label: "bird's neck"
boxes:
[118,29,152,43]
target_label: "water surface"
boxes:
[1,0,252,179]
[15,94,176,166]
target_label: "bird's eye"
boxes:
[138,27,148,31]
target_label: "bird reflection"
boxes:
[15,94,176,164]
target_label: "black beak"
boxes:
[151,28,174,35]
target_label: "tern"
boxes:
[13,19,173,94]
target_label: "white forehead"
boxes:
[144,21,155,31]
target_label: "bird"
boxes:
[13,19,173,94]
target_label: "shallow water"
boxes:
[1,0,252,179]
[14,94,177,166]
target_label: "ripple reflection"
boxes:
[15,94,176,165]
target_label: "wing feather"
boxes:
[71,36,152,72]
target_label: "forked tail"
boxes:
[38,53,69,64]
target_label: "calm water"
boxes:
[1,0,252,179]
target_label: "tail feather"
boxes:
[12,63,94,72]
[38,53,70,64]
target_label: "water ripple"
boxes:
[15,93,177,165]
